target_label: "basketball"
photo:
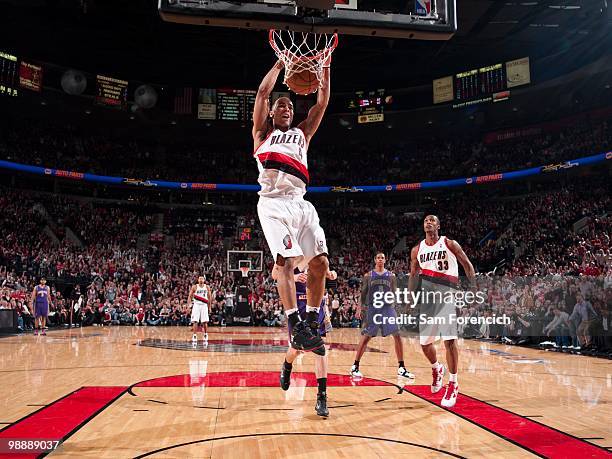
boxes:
[286,68,320,95]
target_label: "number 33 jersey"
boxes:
[417,236,459,287]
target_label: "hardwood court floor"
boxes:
[0,326,610,458]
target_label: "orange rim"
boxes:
[269,29,338,61]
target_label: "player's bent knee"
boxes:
[308,254,329,274]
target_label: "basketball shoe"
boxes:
[349,365,363,379]
[398,367,415,379]
[280,362,292,391]
[431,364,445,393]
[315,392,329,417]
[441,381,459,408]
[291,321,325,356]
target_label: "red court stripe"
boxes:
[136,371,391,389]
[0,387,126,459]
[404,385,611,459]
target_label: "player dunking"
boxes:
[278,267,337,417]
[253,59,331,354]
[31,277,50,336]
[188,276,210,344]
[350,253,415,380]
[408,215,475,408]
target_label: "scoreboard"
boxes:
[434,57,531,107]
[198,88,257,122]
[455,63,505,101]
[95,74,128,109]
[0,51,18,97]
[217,89,256,122]
[347,89,390,124]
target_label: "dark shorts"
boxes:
[362,305,399,337]
[35,302,49,318]
[287,305,328,339]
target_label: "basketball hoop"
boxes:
[269,29,338,91]
[239,266,250,278]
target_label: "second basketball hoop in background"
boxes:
[269,29,338,95]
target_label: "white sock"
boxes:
[449,373,458,383]
[306,305,320,313]
[431,361,441,369]
[285,308,298,317]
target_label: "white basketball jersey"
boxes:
[193,285,209,304]
[417,236,459,286]
[254,127,308,198]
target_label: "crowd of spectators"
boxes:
[1,116,610,185]
[1,177,608,357]
[0,113,610,355]
[450,273,612,355]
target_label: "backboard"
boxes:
[159,0,456,40]
[227,250,264,272]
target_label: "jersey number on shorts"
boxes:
[437,260,449,271]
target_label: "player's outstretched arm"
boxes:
[446,239,476,285]
[252,61,284,142]
[298,66,330,143]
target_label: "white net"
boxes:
[269,29,338,89]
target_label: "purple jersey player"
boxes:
[349,252,415,381]
[30,277,51,336]
[288,268,332,338]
